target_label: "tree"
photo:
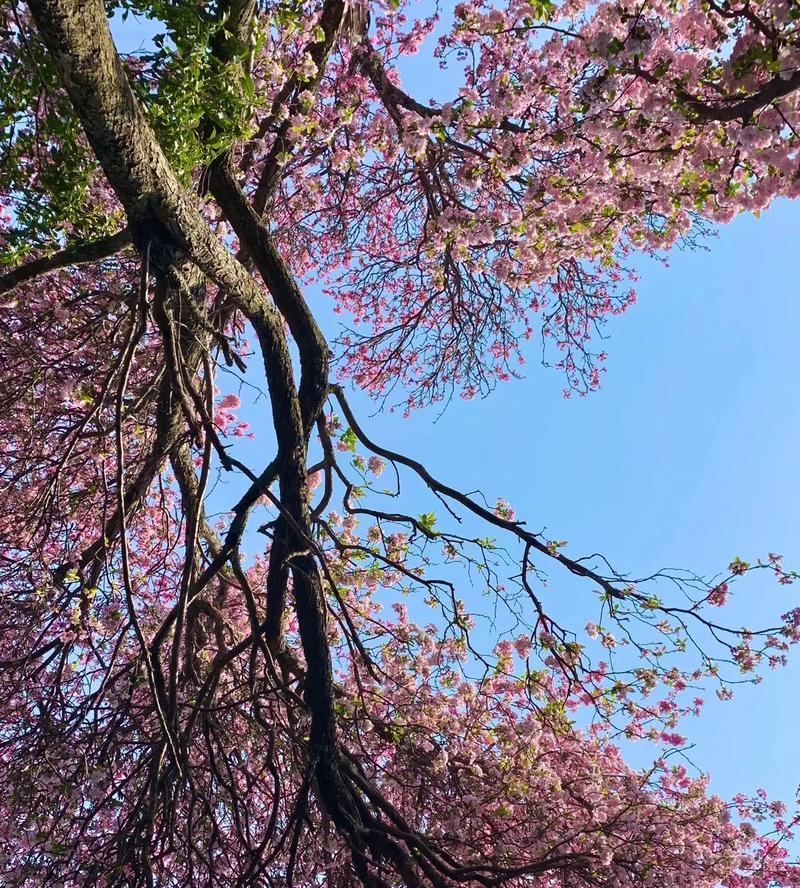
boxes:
[1,0,800,884]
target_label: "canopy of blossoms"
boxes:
[1,0,799,884]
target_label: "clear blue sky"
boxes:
[109,12,800,808]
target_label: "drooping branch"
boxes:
[0,227,131,294]
[329,384,630,600]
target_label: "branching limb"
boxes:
[0,227,131,295]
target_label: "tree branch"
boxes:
[682,71,800,122]
[0,228,131,294]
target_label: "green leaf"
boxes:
[419,512,438,535]
[340,428,358,452]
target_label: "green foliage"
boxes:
[0,33,112,259]
[0,2,265,264]
[115,2,263,179]
[418,512,438,536]
[338,427,358,452]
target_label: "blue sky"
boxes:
[109,10,800,808]
[325,198,800,804]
